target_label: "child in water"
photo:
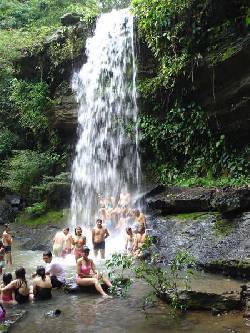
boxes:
[0,273,16,304]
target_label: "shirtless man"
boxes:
[134,209,146,229]
[52,230,65,257]
[62,228,73,257]
[2,224,12,266]
[132,225,146,257]
[92,219,109,259]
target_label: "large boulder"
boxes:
[0,200,16,224]
[144,186,250,215]
[61,13,81,26]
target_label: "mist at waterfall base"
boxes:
[69,8,140,255]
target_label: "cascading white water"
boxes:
[70,8,140,229]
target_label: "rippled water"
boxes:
[4,246,248,333]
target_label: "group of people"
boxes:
[0,191,148,306]
[52,219,110,261]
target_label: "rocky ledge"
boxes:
[160,289,243,313]
[143,186,250,216]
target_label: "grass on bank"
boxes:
[16,209,68,226]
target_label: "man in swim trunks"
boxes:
[92,219,109,259]
[2,224,12,266]
[52,230,65,257]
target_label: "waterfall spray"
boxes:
[70,8,140,233]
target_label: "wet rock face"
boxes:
[148,211,250,270]
[144,186,250,216]
[160,289,242,312]
[61,13,81,26]
[0,200,16,224]
[202,260,250,279]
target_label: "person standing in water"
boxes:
[125,227,134,254]
[0,241,5,275]
[72,226,86,262]
[92,219,109,259]
[2,224,12,266]
[76,246,112,297]
[52,230,65,257]
[62,228,73,257]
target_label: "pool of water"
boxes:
[4,246,248,333]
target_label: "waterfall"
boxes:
[70,8,140,229]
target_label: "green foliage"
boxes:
[0,126,19,160]
[10,79,50,137]
[135,250,195,311]
[3,150,59,196]
[16,209,66,226]
[105,253,134,296]
[30,172,70,203]
[213,216,235,237]
[139,102,249,183]
[25,201,46,217]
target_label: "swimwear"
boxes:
[74,248,82,260]
[1,292,13,302]
[34,286,52,300]
[15,280,29,304]
[50,276,63,288]
[80,262,92,276]
[53,244,63,257]
[105,219,113,229]
[93,241,105,250]
[4,246,11,253]
[62,248,71,257]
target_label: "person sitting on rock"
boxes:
[76,246,112,297]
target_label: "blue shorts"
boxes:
[93,241,105,250]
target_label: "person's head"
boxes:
[134,209,140,218]
[15,267,26,281]
[3,272,12,286]
[63,227,69,235]
[43,251,53,264]
[82,246,90,258]
[4,224,10,232]
[96,219,102,228]
[135,224,145,234]
[36,266,46,281]
[75,226,82,236]
[126,227,132,236]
